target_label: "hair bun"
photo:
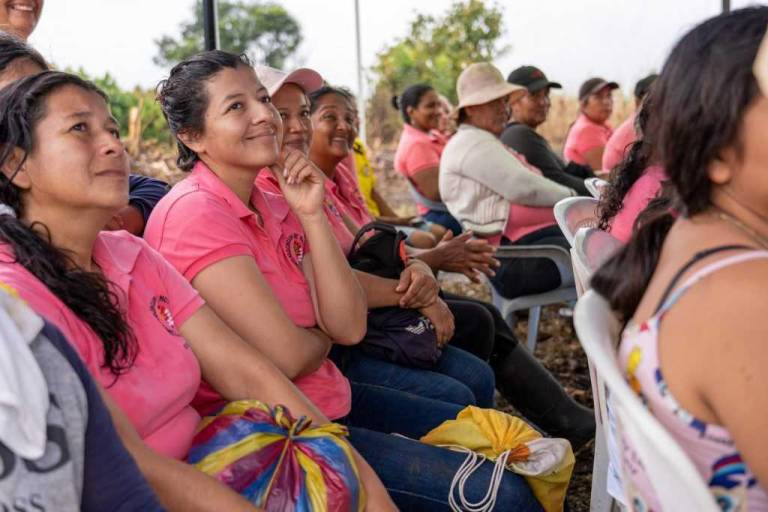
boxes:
[390,95,400,110]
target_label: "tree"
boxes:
[154,1,302,69]
[69,67,173,146]
[368,0,508,145]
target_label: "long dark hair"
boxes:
[391,84,433,125]
[591,6,768,323]
[597,98,655,230]
[156,50,251,171]
[0,71,136,376]
[0,33,47,75]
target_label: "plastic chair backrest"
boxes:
[406,180,449,212]
[570,247,590,297]
[574,228,623,275]
[553,196,599,246]
[574,291,719,512]
[585,177,609,198]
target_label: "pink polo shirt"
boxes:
[256,172,356,255]
[602,113,637,172]
[0,231,204,459]
[609,165,666,243]
[394,123,447,214]
[144,162,351,420]
[329,161,374,229]
[564,113,613,167]
[323,192,356,254]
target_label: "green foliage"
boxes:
[154,1,302,69]
[68,67,172,144]
[368,0,508,144]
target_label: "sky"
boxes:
[29,0,760,98]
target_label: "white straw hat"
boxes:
[455,62,526,110]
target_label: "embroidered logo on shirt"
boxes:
[150,295,179,336]
[284,233,305,267]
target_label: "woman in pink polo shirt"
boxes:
[256,68,498,411]
[393,83,463,235]
[302,80,594,450]
[597,100,667,243]
[0,70,375,511]
[564,77,619,171]
[601,74,657,173]
[149,51,541,511]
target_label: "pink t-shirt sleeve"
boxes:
[153,192,253,281]
[402,141,441,177]
[141,240,205,327]
[609,166,665,243]
[602,116,637,171]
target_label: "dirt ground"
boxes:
[441,279,595,512]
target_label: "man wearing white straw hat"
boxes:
[439,63,595,448]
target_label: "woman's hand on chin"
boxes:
[269,148,326,219]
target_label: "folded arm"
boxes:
[462,138,574,206]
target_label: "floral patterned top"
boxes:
[618,251,768,511]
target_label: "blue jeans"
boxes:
[331,344,495,408]
[424,209,463,235]
[342,383,542,511]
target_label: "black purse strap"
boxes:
[348,221,400,258]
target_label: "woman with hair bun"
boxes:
[393,84,463,235]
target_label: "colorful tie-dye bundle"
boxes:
[188,400,365,511]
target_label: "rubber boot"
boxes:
[493,343,596,451]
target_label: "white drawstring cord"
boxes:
[443,444,513,512]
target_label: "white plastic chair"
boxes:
[553,196,599,246]
[569,228,625,511]
[572,228,624,294]
[489,244,577,352]
[574,291,719,512]
[585,177,609,199]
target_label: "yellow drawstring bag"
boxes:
[421,406,575,512]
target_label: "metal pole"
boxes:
[722,0,730,13]
[203,0,220,51]
[354,0,366,144]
